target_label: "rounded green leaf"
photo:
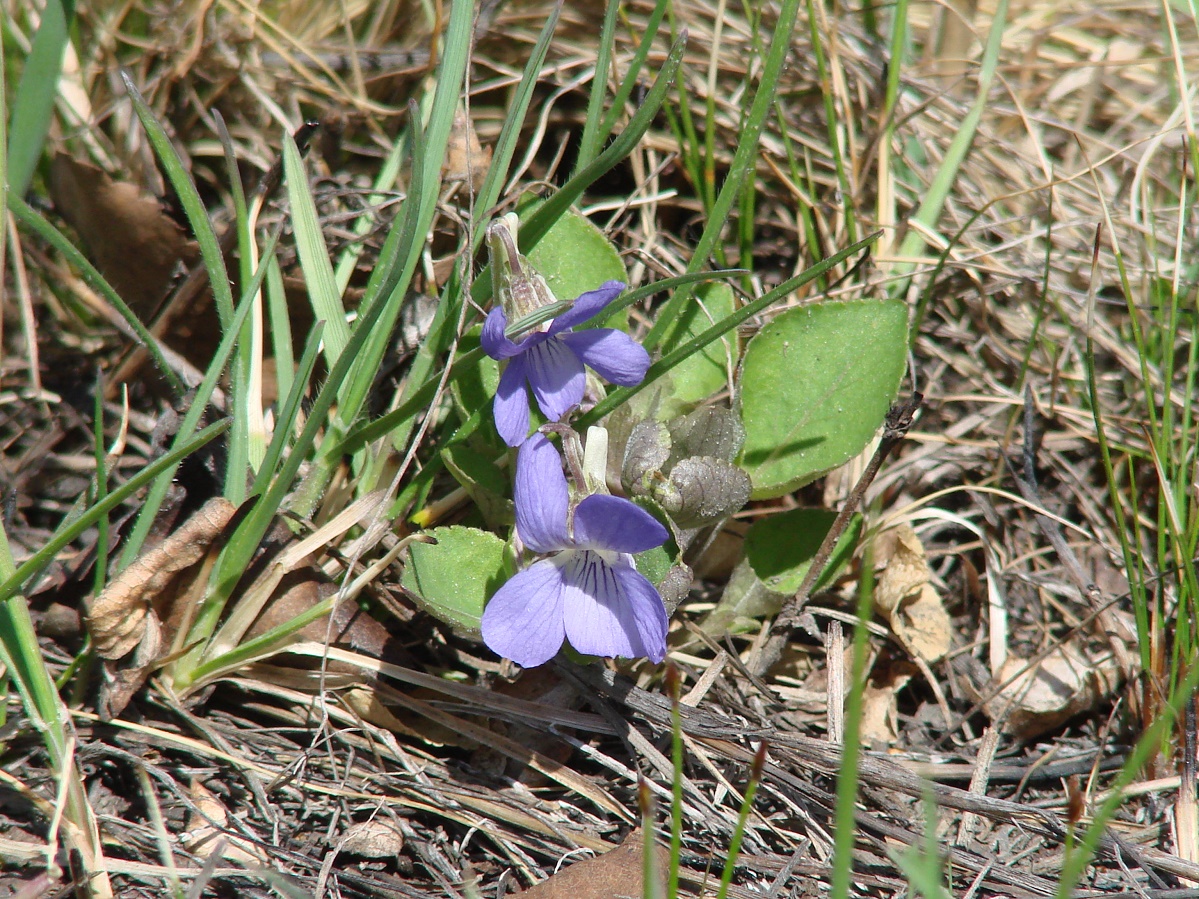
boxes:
[449,326,500,441]
[441,444,514,528]
[738,300,908,498]
[661,281,737,408]
[744,509,861,594]
[401,527,510,637]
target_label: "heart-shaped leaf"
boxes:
[738,300,907,498]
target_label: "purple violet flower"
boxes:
[481,433,670,668]
[481,280,651,446]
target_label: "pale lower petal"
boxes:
[559,329,651,386]
[560,551,668,663]
[573,495,668,553]
[494,359,532,447]
[549,281,626,333]
[481,560,567,668]
[515,433,571,553]
[524,338,585,423]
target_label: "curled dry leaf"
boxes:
[623,412,751,529]
[49,153,197,317]
[516,829,667,899]
[622,420,671,488]
[182,779,264,865]
[88,497,236,659]
[340,819,405,859]
[443,108,491,190]
[656,456,751,529]
[980,643,1123,740]
[873,523,951,664]
[859,660,915,746]
[669,405,745,461]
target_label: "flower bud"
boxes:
[486,213,558,326]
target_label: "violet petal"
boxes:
[559,551,668,662]
[573,495,668,554]
[514,433,571,553]
[559,328,651,386]
[493,358,533,447]
[548,281,626,334]
[481,308,527,360]
[481,560,567,667]
[523,338,586,423]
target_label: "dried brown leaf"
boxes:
[50,153,197,318]
[88,497,236,659]
[340,819,405,859]
[516,830,667,899]
[443,109,491,190]
[860,661,914,745]
[182,779,263,865]
[985,644,1122,740]
[873,524,951,663]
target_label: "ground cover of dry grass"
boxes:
[3,0,1199,896]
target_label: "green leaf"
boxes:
[744,509,861,594]
[518,198,627,315]
[402,527,509,636]
[660,281,736,411]
[738,300,908,498]
[440,445,513,528]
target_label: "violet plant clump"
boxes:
[482,216,651,446]
[480,433,669,668]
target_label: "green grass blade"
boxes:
[887,0,1008,299]
[640,0,801,354]
[7,0,74,197]
[251,323,324,493]
[7,194,187,395]
[333,137,407,296]
[214,112,256,495]
[574,0,620,173]
[265,255,295,404]
[283,130,350,365]
[469,3,562,252]
[337,0,475,447]
[185,596,336,688]
[0,591,112,890]
[830,567,876,899]
[598,0,670,139]
[120,72,234,329]
[805,0,857,245]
